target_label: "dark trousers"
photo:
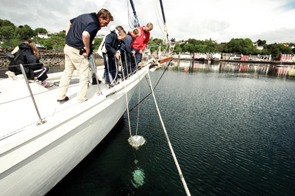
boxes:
[103,54,117,83]
[121,51,132,78]
[12,63,48,81]
[29,63,49,81]
[130,50,142,73]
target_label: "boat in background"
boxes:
[0,63,150,195]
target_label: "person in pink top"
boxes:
[129,23,153,71]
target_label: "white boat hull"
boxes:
[0,65,149,195]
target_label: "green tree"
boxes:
[187,38,198,45]
[173,43,182,54]
[0,25,17,48]
[1,18,295,56]
[265,43,293,60]
[194,44,206,53]
[93,37,103,51]
[38,31,65,50]
[183,43,195,53]
[14,25,35,40]
[0,19,15,27]
[223,38,257,54]
[0,25,15,39]
[148,38,165,53]
[35,28,48,35]
[256,39,267,46]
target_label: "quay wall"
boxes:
[0,53,104,69]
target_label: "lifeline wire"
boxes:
[146,70,191,196]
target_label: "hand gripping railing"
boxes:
[19,64,46,125]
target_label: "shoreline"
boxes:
[173,58,295,65]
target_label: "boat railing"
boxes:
[19,64,47,125]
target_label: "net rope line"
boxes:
[121,58,133,138]
[135,78,141,135]
[146,70,191,196]
[133,55,142,136]
[118,56,142,138]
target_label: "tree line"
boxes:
[1,19,294,60]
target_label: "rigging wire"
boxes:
[127,0,136,29]
[153,0,169,44]
[128,0,140,28]
[154,0,165,35]
[146,66,191,196]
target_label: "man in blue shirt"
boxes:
[57,8,113,103]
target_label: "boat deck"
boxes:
[0,65,149,196]
[0,67,142,150]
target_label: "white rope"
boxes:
[132,55,142,135]
[119,56,133,138]
[135,81,141,135]
[120,55,142,138]
[146,70,191,196]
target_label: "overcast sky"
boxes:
[1,0,295,44]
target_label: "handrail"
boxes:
[19,64,46,125]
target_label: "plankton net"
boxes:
[128,135,146,149]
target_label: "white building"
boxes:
[37,33,49,39]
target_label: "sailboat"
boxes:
[0,61,152,195]
[0,1,176,196]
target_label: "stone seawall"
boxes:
[0,52,104,78]
[0,53,104,69]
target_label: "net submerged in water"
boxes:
[128,135,146,149]
[131,168,145,188]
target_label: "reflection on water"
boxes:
[169,60,295,79]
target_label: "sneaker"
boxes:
[5,71,17,80]
[41,80,53,88]
[77,98,88,103]
[57,96,69,103]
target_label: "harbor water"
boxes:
[47,61,295,196]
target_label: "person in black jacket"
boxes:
[120,28,140,78]
[8,41,52,87]
[103,25,126,85]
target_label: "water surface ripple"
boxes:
[48,69,295,196]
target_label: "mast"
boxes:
[159,0,166,25]
[129,0,140,27]
[159,0,169,43]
